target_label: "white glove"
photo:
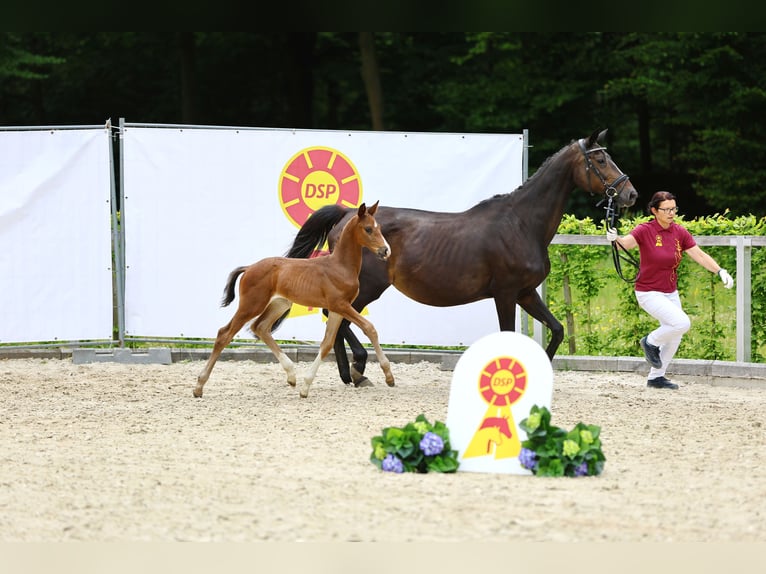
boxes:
[718,269,734,289]
[606,227,618,242]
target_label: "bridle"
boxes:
[578,139,639,283]
[578,138,631,199]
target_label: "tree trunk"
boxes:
[179,32,196,124]
[358,32,384,131]
[637,97,651,173]
[285,33,316,128]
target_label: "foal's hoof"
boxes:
[353,376,374,388]
[193,387,203,398]
[385,377,395,387]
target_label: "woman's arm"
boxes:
[685,245,734,288]
[606,229,638,250]
[684,245,721,273]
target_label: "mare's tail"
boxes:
[221,266,248,307]
[283,204,350,258]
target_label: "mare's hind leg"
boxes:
[330,271,390,388]
[299,312,344,398]
[516,290,564,360]
[252,298,297,387]
[195,309,256,398]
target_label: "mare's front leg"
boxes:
[300,312,344,398]
[516,290,564,360]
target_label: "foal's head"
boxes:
[352,201,390,261]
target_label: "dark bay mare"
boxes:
[283,129,637,386]
[195,201,394,399]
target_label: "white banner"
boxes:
[0,128,114,344]
[122,126,523,346]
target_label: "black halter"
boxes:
[578,139,639,283]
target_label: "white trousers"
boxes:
[634,290,691,379]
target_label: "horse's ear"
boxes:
[357,203,367,217]
[588,129,608,147]
[368,200,379,216]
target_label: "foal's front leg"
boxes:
[344,309,394,387]
[252,298,297,387]
[300,312,343,398]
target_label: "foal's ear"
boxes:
[357,200,379,217]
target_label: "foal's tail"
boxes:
[283,204,350,258]
[221,266,248,307]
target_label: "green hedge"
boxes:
[547,212,766,363]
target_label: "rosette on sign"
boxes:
[463,357,527,459]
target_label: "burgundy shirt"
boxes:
[630,219,697,293]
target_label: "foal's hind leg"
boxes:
[252,298,297,387]
[195,310,254,398]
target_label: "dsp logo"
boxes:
[277,146,363,319]
[278,146,362,228]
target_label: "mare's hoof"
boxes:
[353,376,374,388]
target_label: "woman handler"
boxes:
[607,191,734,390]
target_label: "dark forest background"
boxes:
[3,32,766,218]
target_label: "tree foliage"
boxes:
[1,32,765,216]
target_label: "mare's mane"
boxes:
[474,139,574,209]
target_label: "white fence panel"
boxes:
[122,126,524,346]
[0,127,114,344]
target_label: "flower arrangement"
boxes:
[370,414,459,473]
[518,405,605,477]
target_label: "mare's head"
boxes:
[576,129,637,208]
[352,201,390,261]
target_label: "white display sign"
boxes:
[447,331,553,474]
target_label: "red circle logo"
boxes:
[278,146,362,227]
[478,357,528,406]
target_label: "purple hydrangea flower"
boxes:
[382,454,404,473]
[574,461,589,477]
[519,447,538,471]
[419,432,445,456]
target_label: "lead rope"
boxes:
[601,195,639,284]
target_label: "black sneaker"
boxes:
[640,336,662,368]
[647,376,678,390]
